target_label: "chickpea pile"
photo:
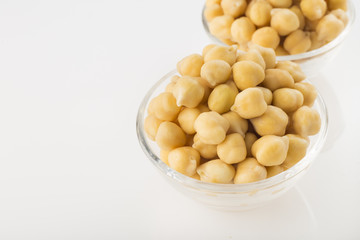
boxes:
[204,0,348,55]
[145,44,321,184]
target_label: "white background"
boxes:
[0,0,359,239]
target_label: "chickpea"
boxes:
[300,0,327,21]
[200,60,232,87]
[234,158,267,184]
[266,165,285,178]
[206,0,221,7]
[221,0,247,18]
[292,106,321,137]
[217,133,247,164]
[192,133,218,159]
[294,82,317,106]
[168,147,200,177]
[246,0,272,27]
[231,17,256,44]
[309,31,325,51]
[144,114,163,141]
[231,88,268,119]
[331,9,349,25]
[273,88,304,113]
[275,61,306,82]
[282,134,309,168]
[267,0,292,8]
[165,75,180,93]
[252,135,289,166]
[290,5,306,30]
[204,4,224,22]
[262,69,295,91]
[271,9,300,36]
[178,108,201,135]
[160,150,170,165]
[237,49,266,69]
[197,159,236,183]
[177,54,204,77]
[222,111,249,137]
[148,92,181,121]
[209,15,234,40]
[232,60,265,90]
[256,87,272,105]
[208,81,238,114]
[251,27,280,50]
[249,44,276,69]
[316,13,345,42]
[202,44,217,57]
[172,76,205,108]
[204,45,238,66]
[327,0,347,11]
[250,105,289,136]
[194,111,230,145]
[275,46,289,56]
[284,30,311,55]
[156,122,186,151]
[245,132,258,157]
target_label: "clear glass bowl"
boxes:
[202,0,356,77]
[136,70,328,211]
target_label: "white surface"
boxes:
[0,0,359,239]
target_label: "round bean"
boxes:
[252,135,289,166]
[168,147,201,177]
[251,27,280,50]
[156,122,186,151]
[197,159,235,183]
[194,111,230,145]
[209,15,234,40]
[292,106,321,137]
[172,76,205,108]
[177,54,204,77]
[221,0,247,18]
[217,133,247,164]
[201,60,232,87]
[231,87,268,119]
[178,107,201,134]
[250,105,289,136]
[232,60,265,90]
[234,158,267,184]
[208,81,238,114]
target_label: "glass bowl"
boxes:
[202,0,356,77]
[136,70,328,211]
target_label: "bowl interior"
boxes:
[136,70,329,193]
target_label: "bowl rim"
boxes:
[202,0,356,61]
[136,69,329,193]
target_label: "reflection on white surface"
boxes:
[295,186,318,233]
[177,186,320,240]
[309,74,345,152]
